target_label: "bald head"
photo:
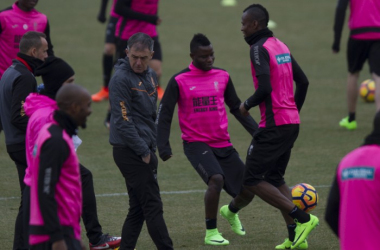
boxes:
[56,84,92,128]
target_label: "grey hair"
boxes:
[19,31,46,54]
[127,32,154,52]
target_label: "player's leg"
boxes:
[8,150,28,250]
[246,125,317,248]
[183,141,229,246]
[116,38,128,59]
[340,38,369,130]
[30,237,82,250]
[374,73,380,111]
[368,41,380,111]
[93,16,118,102]
[135,152,173,249]
[271,149,308,249]
[80,164,102,243]
[79,164,121,249]
[150,36,164,100]
[22,185,31,250]
[114,147,173,249]
[216,146,248,236]
[104,104,111,129]
[113,147,145,249]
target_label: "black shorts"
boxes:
[183,141,244,197]
[244,124,299,187]
[347,37,380,75]
[105,16,118,44]
[116,36,162,61]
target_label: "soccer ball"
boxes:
[359,79,376,103]
[291,183,318,213]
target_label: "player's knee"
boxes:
[153,68,162,79]
[104,43,116,55]
[208,174,224,191]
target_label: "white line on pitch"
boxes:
[0,185,331,201]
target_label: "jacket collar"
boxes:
[13,2,36,15]
[16,53,44,74]
[189,62,213,73]
[244,28,274,46]
[53,110,78,137]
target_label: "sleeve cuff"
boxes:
[50,230,64,243]
[244,101,251,111]
[141,149,151,158]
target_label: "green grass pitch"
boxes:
[0,0,376,249]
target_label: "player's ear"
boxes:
[150,51,154,59]
[125,49,129,57]
[190,53,194,60]
[30,47,37,58]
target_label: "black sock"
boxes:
[288,206,310,223]
[287,224,296,241]
[228,202,240,213]
[206,218,217,230]
[105,110,111,122]
[348,112,356,122]
[103,54,114,87]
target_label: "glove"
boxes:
[97,14,106,23]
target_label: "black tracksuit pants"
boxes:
[80,164,103,245]
[9,149,28,250]
[113,146,173,250]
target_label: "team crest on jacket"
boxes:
[33,144,38,157]
[276,53,291,64]
[214,81,219,92]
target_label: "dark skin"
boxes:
[18,0,38,12]
[192,44,222,220]
[190,45,215,71]
[166,44,221,220]
[52,85,90,250]
[230,10,296,226]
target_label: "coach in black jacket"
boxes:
[0,31,48,250]
[109,32,173,250]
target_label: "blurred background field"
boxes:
[0,0,376,249]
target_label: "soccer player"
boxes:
[0,31,47,250]
[109,32,173,250]
[114,0,165,99]
[325,110,380,249]
[156,33,258,246]
[92,0,120,102]
[28,84,91,250]
[333,0,380,130]
[219,4,318,249]
[24,56,121,250]
[0,0,54,78]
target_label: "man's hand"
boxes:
[162,155,172,161]
[52,240,67,250]
[142,153,151,164]
[239,103,249,116]
[97,14,106,23]
[156,18,162,25]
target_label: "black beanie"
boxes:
[35,56,75,99]
[363,111,380,146]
